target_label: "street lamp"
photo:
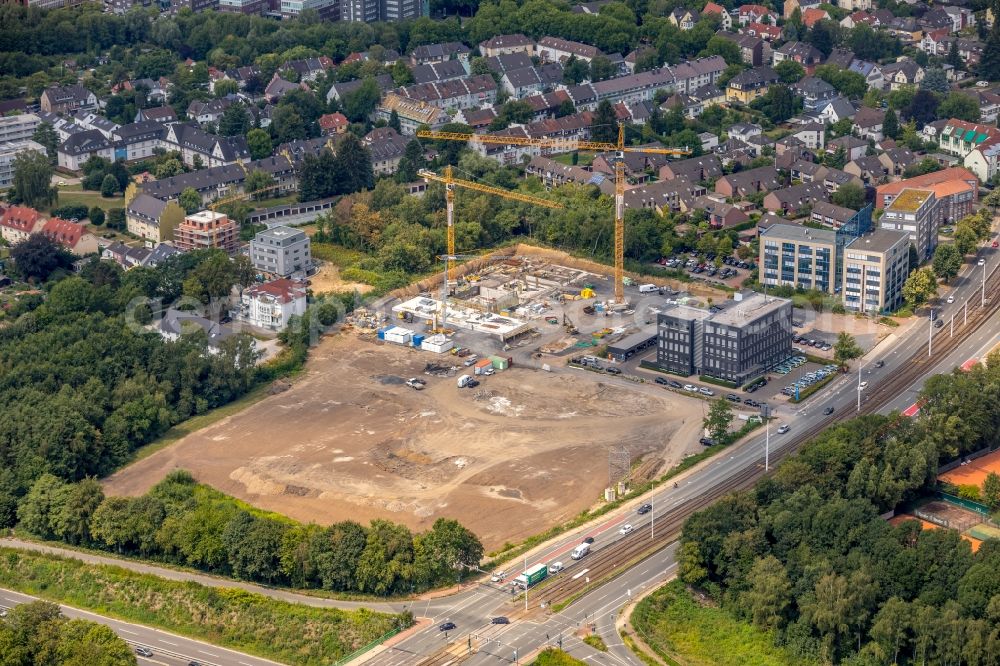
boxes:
[856,359,865,412]
[982,261,987,308]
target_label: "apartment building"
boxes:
[238,279,308,331]
[0,140,46,189]
[879,188,939,261]
[0,114,40,144]
[842,229,910,314]
[656,291,793,385]
[174,211,239,254]
[759,224,838,294]
[250,226,312,278]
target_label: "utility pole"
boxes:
[764,416,770,470]
[928,309,933,357]
[650,479,655,540]
[524,554,528,612]
[982,262,987,308]
[951,313,954,337]
[857,360,864,412]
[965,300,968,325]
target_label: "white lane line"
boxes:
[119,628,138,635]
[157,639,178,646]
[199,651,219,657]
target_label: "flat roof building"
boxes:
[657,291,792,385]
[250,225,311,278]
[174,210,239,254]
[842,229,910,314]
[759,223,838,294]
[879,188,938,261]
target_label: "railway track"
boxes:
[518,263,1000,615]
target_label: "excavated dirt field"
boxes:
[104,335,704,549]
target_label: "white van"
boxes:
[638,283,658,293]
[457,374,472,388]
[571,543,590,560]
[548,561,564,574]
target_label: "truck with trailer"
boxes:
[513,563,548,588]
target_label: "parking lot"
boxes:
[656,252,755,288]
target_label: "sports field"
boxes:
[889,511,984,552]
[939,449,1000,487]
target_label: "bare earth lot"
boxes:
[105,335,703,549]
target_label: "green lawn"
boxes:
[51,184,124,213]
[532,649,588,666]
[552,152,593,167]
[630,581,817,666]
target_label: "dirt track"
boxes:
[104,335,703,549]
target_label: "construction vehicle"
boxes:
[563,312,578,335]
[418,125,690,305]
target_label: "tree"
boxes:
[982,471,1000,508]
[106,207,126,231]
[932,243,962,282]
[388,109,401,132]
[178,187,201,214]
[88,206,105,226]
[217,104,250,137]
[833,331,863,366]
[807,19,837,57]
[590,100,618,144]
[938,92,980,123]
[562,55,590,85]
[831,182,865,210]
[703,398,733,443]
[903,266,938,306]
[395,139,427,183]
[100,174,119,198]
[32,122,58,165]
[332,133,375,194]
[213,78,239,99]
[981,27,1000,82]
[556,99,576,118]
[270,106,308,144]
[883,108,899,140]
[12,149,55,208]
[745,555,792,630]
[954,224,978,256]
[10,233,73,282]
[870,597,910,666]
[246,128,272,161]
[704,36,743,67]
[589,55,616,82]
[774,59,805,85]
[919,67,949,94]
[341,77,380,123]
[904,89,939,127]
[243,169,275,199]
[750,84,800,123]
[17,474,68,539]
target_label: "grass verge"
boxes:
[532,648,588,665]
[630,580,815,666]
[0,547,409,666]
[583,634,607,651]
[621,630,669,666]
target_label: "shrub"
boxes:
[51,204,88,220]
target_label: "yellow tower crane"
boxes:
[418,125,691,304]
[418,166,562,278]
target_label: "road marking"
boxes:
[158,640,178,646]
[571,568,589,580]
[199,651,219,657]
[239,662,254,665]
[119,628,138,635]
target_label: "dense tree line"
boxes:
[679,350,1000,664]
[0,249,265,524]
[18,470,484,596]
[0,600,136,666]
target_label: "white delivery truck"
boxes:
[571,542,590,560]
[638,283,658,293]
[457,374,472,388]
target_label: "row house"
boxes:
[664,56,727,95]
[483,53,533,76]
[501,64,564,99]
[479,34,534,58]
[623,177,706,214]
[661,84,727,119]
[162,123,250,168]
[139,156,296,206]
[525,155,615,195]
[715,165,783,198]
[396,75,498,110]
[57,130,115,171]
[519,90,574,121]
[937,118,1000,159]
[281,57,334,83]
[763,181,829,217]
[101,243,150,270]
[326,74,395,103]
[536,37,603,64]
[659,154,723,183]
[220,65,263,91]
[135,106,177,124]
[363,127,410,176]
[73,113,120,139]
[113,120,166,162]
[40,217,99,256]
[40,84,98,114]
[455,107,497,130]
[411,60,469,85]
[840,10,879,29]
[716,31,769,66]
[845,155,889,185]
[475,111,597,165]
[375,93,448,134]
[685,196,750,228]
[410,42,471,66]
[811,201,860,229]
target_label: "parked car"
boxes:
[699,437,715,446]
[605,367,622,375]
[655,377,669,386]
[873,360,884,369]
[439,622,457,631]
[698,387,715,396]
[683,384,697,391]
[668,380,683,389]
[406,378,426,390]
[637,503,652,515]
[726,393,741,402]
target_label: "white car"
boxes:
[699,387,714,396]
[683,384,697,392]
[490,570,507,582]
[859,381,868,390]
[776,424,789,434]
[946,295,955,304]
[548,561,564,574]
[978,258,986,266]
[405,378,426,390]
[619,524,634,535]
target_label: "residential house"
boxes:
[878,147,917,177]
[73,113,120,139]
[264,74,303,103]
[126,193,185,243]
[665,56,727,94]
[845,155,889,185]
[221,65,263,91]
[882,60,924,90]
[848,59,884,90]
[454,107,497,129]
[817,97,857,125]
[789,122,826,150]
[280,57,334,82]
[525,155,616,195]
[113,120,167,162]
[825,48,856,69]
[801,7,830,27]
[792,77,838,111]
[250,226,312,278]
[161,123,250,168]
[828,135,868,162]
[40,218,98,255]
[790,159,827,184]
[726,66,779,103]
[702,2,731,29]
[40,84,98,114]
[238,279,308,331]
[743,21,781,41]
[715,165,783,197]
[739,4,776,25]
[143,243,182,268]
[937,118,1000,159]
[669,7,700,30]
[135,106,177,124]
[396,75,498,111]
[409,42,471,66]
[772,41,824,73]
[623,177,706,214]
[886,17,923,44]
[0,205,44,245]
[840,10,879,29]
[325,74,394,103]
[716,31,768,66]
[140,157,295,205]
[101,242,151,270]
[479,34,534,58]
[763,181,829,216]
[839,0,872,10]
[822,167,863,194]
[811,200,859,229]
[729,123,763,143]
[159,309,238,351]
[501,65,563,99]
[57,129,115,171]
[690,195,750,227]
[958,89,1000,123]
[375,93,448,134]
[852,106,885,141]
[363,127,411,176]
[319,112,349,136]
[188,97,235,126]
[536,37,602,64]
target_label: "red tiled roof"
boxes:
[41,217,86,249]
[703,2,726,16]
[319,112,349,131]
[0,205,43,233]
[247,278,307,304]
[802,7,829,26]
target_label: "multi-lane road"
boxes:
[3,239,998,666]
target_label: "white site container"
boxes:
[383,326,413,345]
[421,334,454,353]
